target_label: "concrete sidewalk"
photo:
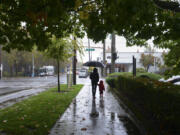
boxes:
[49,80,141,135]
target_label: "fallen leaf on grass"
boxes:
[20,125,24,128]
[35,124,39,128]
[3,120,7,123]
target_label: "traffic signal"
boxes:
[112,52,117,60]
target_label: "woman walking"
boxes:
[90,68,99,99]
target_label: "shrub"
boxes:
[106,74,180,135]
[136,68,146,73]
[3,71,10,77]
[108,72,132,77]
[17,72,24,76]
[137,72,162,80]
[106,77,116,88]
[108,72,162,80]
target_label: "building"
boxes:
[97,48,164,73]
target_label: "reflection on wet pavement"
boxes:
[90,99,99,118]
[49,81,142,135]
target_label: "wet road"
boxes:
[0,74,88,109]
[0,76,57,96]
[49,80,142,135]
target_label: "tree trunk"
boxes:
[111,33,116,73]
[147,65,150,72]
[14,60,18,76]
[133,56,136,76]
[103,39,106,77]
[57,60,60,92]
[73,37,77,85]
[10,65,13,77]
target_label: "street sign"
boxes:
[85,48,95,51]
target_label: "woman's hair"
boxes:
[93,68,97,73]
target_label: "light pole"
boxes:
[88,38,91,61]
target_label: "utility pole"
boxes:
[73,36,77,85]
[111,33,116,73]
[0,45,2,80]
[88,38,91,61]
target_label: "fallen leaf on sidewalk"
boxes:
[81,128,87,131]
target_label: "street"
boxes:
[0,74,90,109]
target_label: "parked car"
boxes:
[159,75,180,85]
[79,69,88,78]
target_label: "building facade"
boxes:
[98,51,164,73]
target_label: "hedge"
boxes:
[106,74,180,135]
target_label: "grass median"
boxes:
[0,84,83,135]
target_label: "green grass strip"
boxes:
[0,84,83,135]
[107,72,163,81]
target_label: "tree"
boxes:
[45,36,73,92]
[1,0,180,75]
[164,45,180,77]
[156,40,180,77]
[0,0,84,51]
[140,53,155,72]
[79,0,180,45]
[2,48,62,77]
[1,0,180,51]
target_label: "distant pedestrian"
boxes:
[90,68,99,99]
[98,80,105,98]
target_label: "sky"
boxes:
[77,35,166,63]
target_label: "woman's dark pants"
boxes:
[92,82,97,97]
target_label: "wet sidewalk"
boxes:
[49,80,142,135]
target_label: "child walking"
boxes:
[98,80,105,98]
